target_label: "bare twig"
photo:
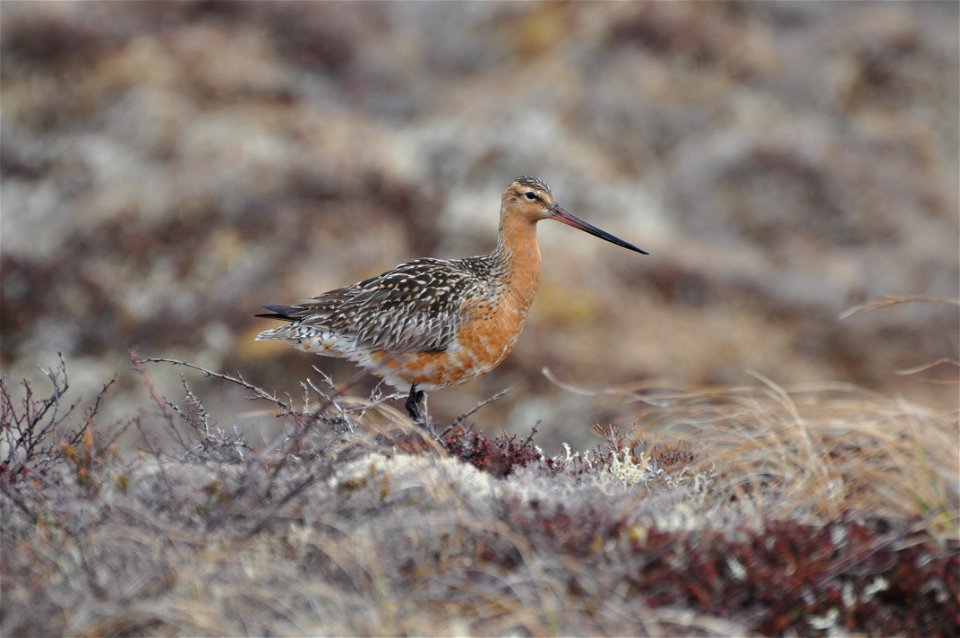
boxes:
[442,386,513,438]
[520,420,541,449]
[134,354,295,414]
[130,351,190,450]
[135,353,395,523]
[1,353,118,475]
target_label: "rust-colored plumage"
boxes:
[257,177,647,422]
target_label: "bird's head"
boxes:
[501,176,649,255]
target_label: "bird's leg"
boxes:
[405,385,437,436]
[405,384,425,422]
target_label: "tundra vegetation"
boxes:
[2,341,956,636]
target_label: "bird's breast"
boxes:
[370,290,533,390]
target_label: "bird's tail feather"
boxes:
[255,304,299,321]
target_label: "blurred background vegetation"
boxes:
[1,1,957,450]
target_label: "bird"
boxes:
[256,176,648,425]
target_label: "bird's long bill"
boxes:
[551,206,649,255]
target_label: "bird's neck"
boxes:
[492,213,542,307]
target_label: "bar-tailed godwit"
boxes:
[256,177,648,423]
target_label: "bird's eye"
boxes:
[524,191,537,201]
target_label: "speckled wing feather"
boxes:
[257,257,497,353]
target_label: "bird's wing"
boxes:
[258,258,492,353]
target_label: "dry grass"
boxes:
[619,378,959,536]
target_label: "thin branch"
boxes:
[130,351,190,450]
[135,355,295,414]
[520,420,541,449]
[442,386,513,438]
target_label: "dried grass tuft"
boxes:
[618,378,959,537]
